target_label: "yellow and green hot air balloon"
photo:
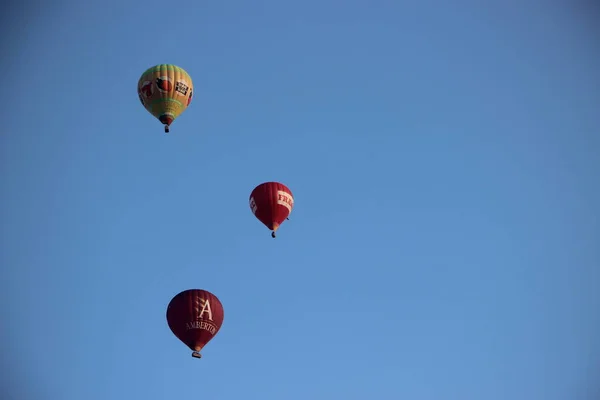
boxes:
[137,64,194,133]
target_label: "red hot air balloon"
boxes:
[166,289,224,359]
[249,182,294,238]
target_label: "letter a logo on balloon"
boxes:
[195,298,213,321]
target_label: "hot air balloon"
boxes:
[249,182,294,238]
[166,289,224,359]
[137,64,194,133]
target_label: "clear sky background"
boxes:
[1,1,599,399]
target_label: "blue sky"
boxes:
[1,1,599,399]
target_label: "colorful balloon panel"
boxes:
[249,182,294,235]
[166,289,224,355]
[137,64,193,130]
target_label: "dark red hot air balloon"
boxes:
[249,182,294,238]
[166,289,224,359]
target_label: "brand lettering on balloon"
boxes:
[185,320,217,335]
[186,298,217,334]
[249,197,257,214]
[277,191,293,212]
[175,81,189,96]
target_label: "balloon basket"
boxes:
[192,351,202,359]
[164,125,170,133]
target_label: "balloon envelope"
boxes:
[249,182,294,236]
[137,64,194,132]
[166,289,224,356]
